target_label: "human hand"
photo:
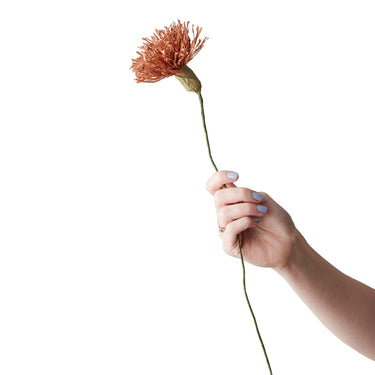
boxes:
[206,171,297,271]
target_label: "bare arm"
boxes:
[278,230,375,360]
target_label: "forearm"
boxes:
[277,229,375,360]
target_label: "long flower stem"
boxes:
[198,92,218,172]
[198,91,273,375]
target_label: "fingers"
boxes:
[207,170,268,236]
[218,201,267,228]
[222,216,253,256]
[214,187,264,210]
[209,170,267,224]
[206,170,239,195]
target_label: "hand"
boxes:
[206,171,297,271]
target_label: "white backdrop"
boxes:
[1,0,374,374]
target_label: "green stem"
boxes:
[198,92,218,172]
[198,91,273,375]
[237,236,273,375]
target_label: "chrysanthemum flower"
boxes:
[131,20,207,92]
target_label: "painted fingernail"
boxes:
[253,217,261,222]
[252,192,264,201]
[257,205,268,213]
[227,172,238,180]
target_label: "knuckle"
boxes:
[218,206,229,226]
[213,189,224,207]
[225,219,235,235]
[243,202,253,216]
[224,223,233,238]
[260,191,269,200]
[244,216,252,228]
[239,187,252,201]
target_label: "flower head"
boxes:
[131,20,207,86]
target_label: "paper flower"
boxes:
[131,20,207,92]
[131,21,273,375]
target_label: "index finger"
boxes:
[206,170,239,195]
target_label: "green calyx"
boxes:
[175,65,202,93]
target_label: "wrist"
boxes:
[274,227,311,278]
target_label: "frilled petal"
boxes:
[131,20,207,83]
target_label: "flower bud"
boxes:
[175,65,202,93]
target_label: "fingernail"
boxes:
[227,172,238,180]
[257,205,268,214]
[252,192,264,201]
[253,217,261,222]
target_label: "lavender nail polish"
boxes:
[253,217,261,222]
[227,172,238,180]
[257,205,268,214]
[252,192,264,201]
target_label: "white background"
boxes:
[1,0,374,374]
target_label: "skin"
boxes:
[206,170,375,361]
